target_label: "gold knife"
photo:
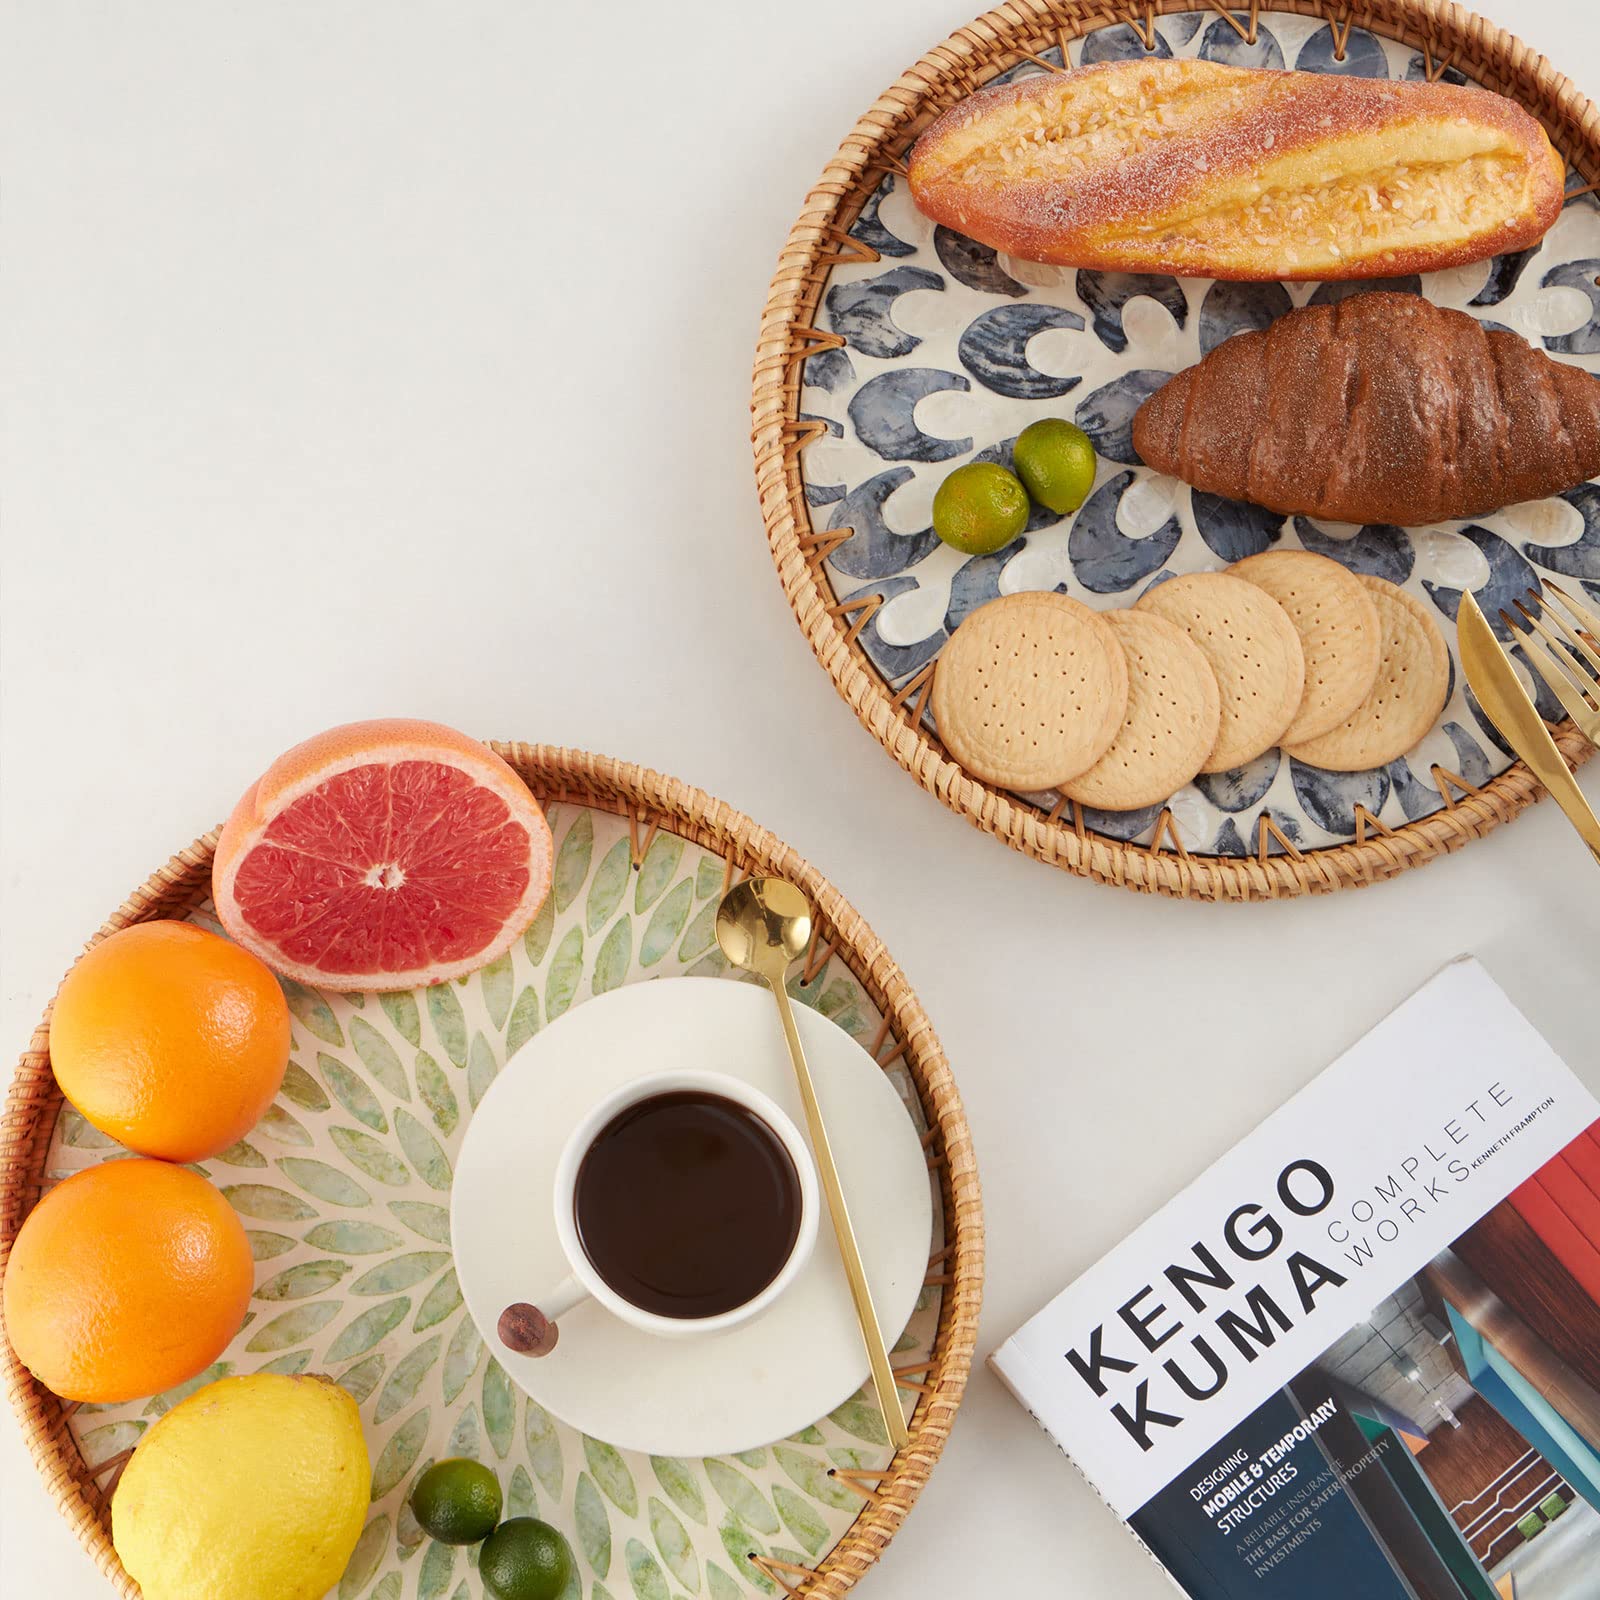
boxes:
[1457,590,1600,863]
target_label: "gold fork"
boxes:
[1501,580,1600,745]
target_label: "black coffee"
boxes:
[573,1090,803,1319]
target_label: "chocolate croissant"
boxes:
[907,59,1565,281]
[1132,294,1600,526]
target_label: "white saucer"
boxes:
[452,977,933,1457]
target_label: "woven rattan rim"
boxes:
[0,745,983,1599]
[751,0,1600,902]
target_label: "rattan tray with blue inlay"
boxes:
[752,0,1600,901]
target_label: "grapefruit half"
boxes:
[214,719,553,991]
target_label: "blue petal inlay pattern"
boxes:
[802,345,856,395]
[1192,491,1287,562]
[946,544,1031,629]
[801,414,845,507]
[1389,725,1490,813]
[1540,260,1600,354]
[1195,751,1281,812]
[990,52,1065,87]
[1069,471,1183,593]
[1197,14,1285,68]
[1309,276,1422,305]
[794,12,1600,857]
[1213,818,1248,856]
[1524,485,1600,580]
[826,266,945,360]
[1421,525,1543,640]
[1388,758,1448,822]
[1199,280,1292,354]
[848,369,972,462]
[1403,52,1468,85]
[1078,802,1167,840]
[1077,272,1189,354]
[1290,761,1391,835]
[848,177,916,258]
[1470,248,1539,307]
[957,304,1085,399]
[1297,521,1416,584]
[1075,370,1171,465]
[843,575,946,682]
[1296,24,1389,77]
[1255,808,1308,854]
[1157,11,1206,46]
[1080,23,1171,62]
[934,227,1027,298]
[826,467,940,579]
[1441,722,1494,787]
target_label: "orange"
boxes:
[3,1159,253,1403]
[50,920,290,1163]
[213,718,553,991]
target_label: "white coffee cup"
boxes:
[517,1068,820,1345]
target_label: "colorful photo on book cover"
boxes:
[1130,1119,1600,1600]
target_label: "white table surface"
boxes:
[4,1,1600,1593]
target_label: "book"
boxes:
[992,957,1600,1600]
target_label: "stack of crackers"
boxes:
[931,551,1450,810]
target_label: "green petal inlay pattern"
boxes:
[479,952,514,1032]
[351,1017,412,1101]
[331,1127,411,1188]
[279,1061,332,1112]
[49,807,942,1599]
[324,1053,389,1132]
[379,992,422,1049]
[585,1436,639,1517]
[576,1472,612,1578]
[588,838,632,935]
[554,811,594,911]
[634,835,683,913]
[425,987,468,1069]
[507,1463,536,1520]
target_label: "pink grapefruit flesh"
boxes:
[213,720,553,990]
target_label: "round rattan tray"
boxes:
[0,745,982,1600]
[752,0,1600,902]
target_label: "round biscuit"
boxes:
[1061,610,1222,811]
[1134,572,1305,773]
[1283,576,1450,772]
[1229,550,1382,744]
[931,591,1129,792]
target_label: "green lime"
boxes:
[408,1458,502,1546]
[1013,418,1097,514]
[480,1517,575,1600]
[932,461,1030,555]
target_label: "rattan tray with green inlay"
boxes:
[0,745,982,1600]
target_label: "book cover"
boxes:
[992,958,1600,1599]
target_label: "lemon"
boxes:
[1013,418,1097,514]
[410,1457,502,1545]
[932,462,1030,555]
[112,1373,370,1600]
[480,1518,575,1600]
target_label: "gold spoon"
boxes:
[716,877,911,1452]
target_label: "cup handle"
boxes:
[498,1275,588,1357]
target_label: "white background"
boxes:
[3,1,1599,1594]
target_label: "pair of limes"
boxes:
[932,418,1097,556]
[411,1460,572,1600]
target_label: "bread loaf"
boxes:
[907,59,1565,280]
[1131,294,1600,525]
